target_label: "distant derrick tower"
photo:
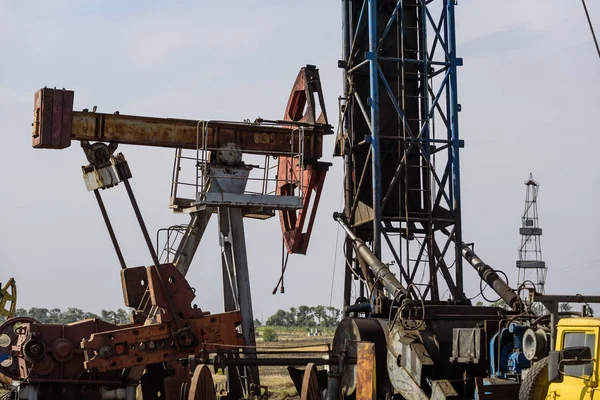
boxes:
[516,173,547,295]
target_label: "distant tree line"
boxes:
[14,308,131,324]
[12,305,342,328]
[264,305,340,327]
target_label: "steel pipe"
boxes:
[458,242,520,310]
[334,213,408,300]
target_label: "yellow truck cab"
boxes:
[545,317,600,399]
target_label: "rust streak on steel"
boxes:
[356,342,376,400]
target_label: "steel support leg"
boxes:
[173,208,213,276]
[368,0,382,259]
[218,207,259,397]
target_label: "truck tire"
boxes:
[519,356,549,400]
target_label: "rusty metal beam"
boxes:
[32,88,330,160]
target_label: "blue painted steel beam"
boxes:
[350,0,368,60]
[378,0,403,47]
[445,0,464,294]
[367,0,381,258]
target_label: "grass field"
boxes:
[1,327,334,399]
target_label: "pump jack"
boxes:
[0,66,332,400]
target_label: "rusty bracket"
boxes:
[81,311,243,372]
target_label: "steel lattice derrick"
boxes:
[337,0,466,305]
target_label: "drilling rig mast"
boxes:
[516,173,547,296]
[328,1,526,398]
[336,0,466,306]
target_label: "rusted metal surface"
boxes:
[4,261,243,399]
[278,66,331,254]
[331,318,389,397]
[278,161,329,254]
[283,65,328,126]
[1,317,124,384]
[82,263,243,372]
[120,266,148,309]
[82,311,242,372]
[32,87,73,149]
[31,90,330,160]
[356,342,376,400]
[144,264,201,323]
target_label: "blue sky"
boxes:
[1,1,599,318]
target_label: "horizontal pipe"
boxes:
[28,378,126,386]
[378,56,452,67]
[213,357,354,367]
[534,294,600,304]
[221,358,325,366]
[244,350,330,355]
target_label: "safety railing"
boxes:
[169,120,306,214]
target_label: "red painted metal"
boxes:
[278,66,331,254]
[278,161,329,255]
